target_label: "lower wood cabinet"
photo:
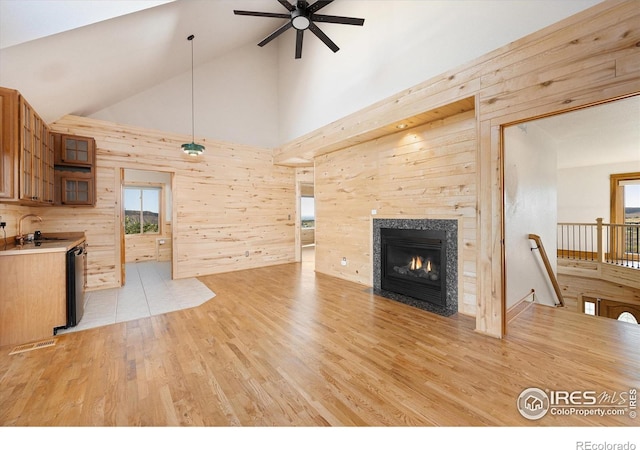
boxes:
[0,252,67,347]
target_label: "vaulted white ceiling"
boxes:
[1,0,636,166]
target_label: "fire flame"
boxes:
[409,256,433,272]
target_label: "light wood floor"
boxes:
[0,260,638,426]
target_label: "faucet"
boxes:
[16,214,43,245]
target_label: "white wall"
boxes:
[557,161,640,224]
[91,43,280,148]
[504,123,559,308]
[276,0,602,143]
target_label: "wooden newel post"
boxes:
[596,218,603,263]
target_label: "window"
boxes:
[617,311,638,324]
[301,196,315,228]
[610,173,640,256]
[124,186,161,234]
[584,301,596,316]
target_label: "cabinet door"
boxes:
[58,135,94,166]
[18,98,54,204]
[61,177,93,205]
[0,88,18,199]
[42,129,55,204]
[19,98,35,201]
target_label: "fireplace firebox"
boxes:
[380,228,446,306]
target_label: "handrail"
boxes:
[528,234,565,307]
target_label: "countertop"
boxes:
[0,232,86,256]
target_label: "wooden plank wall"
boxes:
[31,166,120,289]
[38,116,295,289]
[125,222,172,263]
[0,203,25,237]
[275,0,640,337]
[315,111,477,315]
[559,272,640,311]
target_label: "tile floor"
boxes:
[59,261,215,334]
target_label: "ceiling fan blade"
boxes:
[233,10,291,19]
[308,22,339,53]
[295,29,304,59]
[258,21,294,47]
[308,0,334,13]
[312,14,365,26]
[277,0,296,12]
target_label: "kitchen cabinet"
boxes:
[0,233,86,348]
[54,134,94,166]
[53,132,96,206]
[0,251,66,348]
[0,87,55,205]
[60,175,93,205]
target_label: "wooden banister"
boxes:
[528,234,565,307]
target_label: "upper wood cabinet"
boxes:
[52,132,96,206]
[0,87,55,205]
[54,133,95,166]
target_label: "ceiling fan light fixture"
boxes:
[182,34,204,156]
[291,10,310,30]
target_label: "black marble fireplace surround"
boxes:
[373,218,458,316]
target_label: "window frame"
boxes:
[610,172,640,259]
[610,172,640,225]
[123,183,164,236]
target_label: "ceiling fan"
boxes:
[234,0,365,59]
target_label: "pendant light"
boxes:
[181,34,205,156]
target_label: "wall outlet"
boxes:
[371,209,377,215]
[341,257,347,266]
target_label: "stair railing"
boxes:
[528,234,565,307]
[557,218,640,268]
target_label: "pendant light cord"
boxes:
[188,34,195,142]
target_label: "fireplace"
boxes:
[380,228,446,307]
[373,218,458,316]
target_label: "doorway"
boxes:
[120,168,175,286]
[581,296,640,325]
[299,182,315,264]
[503,94,640,326]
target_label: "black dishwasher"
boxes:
[66,244,86,327]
